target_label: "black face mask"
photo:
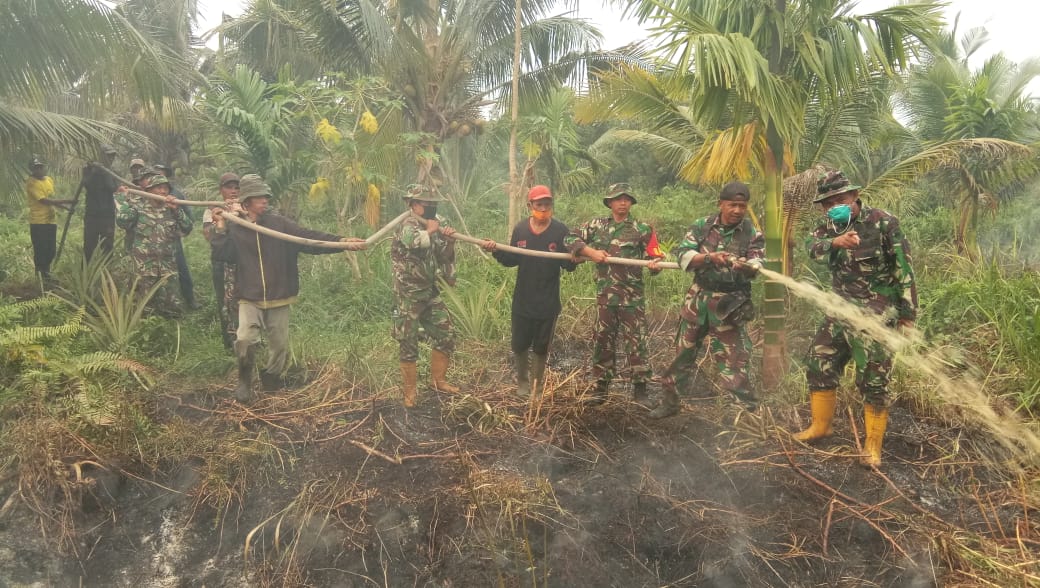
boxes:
[421,206,438,220]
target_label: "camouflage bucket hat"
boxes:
[238,173,272,203]
[28,156,44,169]
[603,182,637,207]
[144,174,170,189]
[813,170,862,203]
[403,183,446,202]
[138,166,159,179]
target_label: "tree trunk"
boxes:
[761,141,787,392]
[760,0,789,393]
[506,0,523,233]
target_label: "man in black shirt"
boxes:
[483,185,576,398]
[81,144,121,261]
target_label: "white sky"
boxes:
[197,0,1038,89]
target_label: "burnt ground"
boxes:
[1,323,1038,587]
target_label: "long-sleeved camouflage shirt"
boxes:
[807,204,917,321]
[674,214,764,323]
[391,213,456,300]
[565,215,663,307]
[116,195,192,276]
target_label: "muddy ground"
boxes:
[1,323,1037,587]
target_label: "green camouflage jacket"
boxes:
[808,204,917,320]
[116,195,192,273]
[391,213,456,299]
[675,214,764,323]
[565,215,662,307]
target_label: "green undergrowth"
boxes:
[916,254,1040,411]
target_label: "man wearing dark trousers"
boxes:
[82,144,121,261]
[156,163,198,309]
[482,185,575,398]
[26,156,73,280]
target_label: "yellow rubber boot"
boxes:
[400,362,418,407]
[793,389,837,442]
[430,350,460,394]
[862,404,889,468]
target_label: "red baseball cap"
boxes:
[527,185,552,202]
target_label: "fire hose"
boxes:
[97,165,760,271]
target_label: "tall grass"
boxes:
[920,256,1040,410]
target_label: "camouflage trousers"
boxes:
[136,264,181,318]
[393,294,455,362]
[592,304,650,386]
[212,261,238,349]
[806,316,892,407]
[661,316,752,397]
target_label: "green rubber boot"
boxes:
[515,351,531,398]
[530,353,548,396]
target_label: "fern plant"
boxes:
[0,296,151,420]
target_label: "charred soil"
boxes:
[1,326,1038,587]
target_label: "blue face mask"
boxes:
[827,204,852,225]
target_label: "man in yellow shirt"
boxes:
[25,156,73,279]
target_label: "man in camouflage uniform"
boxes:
[650,181,764,418]
[129,158,146,183]
[565,183,664,405]
[794,170,917,468]
[156,163,199,310]
[115,174,193,317]
[392,184,460,407]
[203,172,241,350]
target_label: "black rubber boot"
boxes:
[584,380,609,406]
[730,388,759,411]
[649,382,680,419]
[260,370,286,392]
[632,382,649,403]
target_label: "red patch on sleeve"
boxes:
[646,231,664,258]
[517,240,527,248]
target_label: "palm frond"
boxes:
[0,101,150,156]
[864,138,1036,202]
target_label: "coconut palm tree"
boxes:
[595,0,944,390]
[0,0,192,158]
[877,26,1040,256]
[219,0,601,198]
